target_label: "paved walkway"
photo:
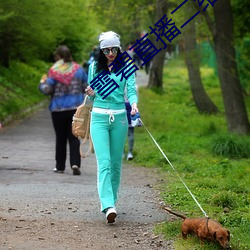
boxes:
[135,70,149,88]
[0,105,163,222]
[0,71,174,249]
[0,70,157,221]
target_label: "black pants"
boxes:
[127,127,134,152]
[51,110,80,171]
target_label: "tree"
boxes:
[232,0,250,39]
[193,0,250,134]
[184,4,218,114]
[0,0,98,66]
[92,0,156,47]
[147,0,168,90]
[232,0,250,96]
[0,0,59,66]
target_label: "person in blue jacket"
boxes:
[124,83,138,161]
[85,31,139,223]
[125,101,135,160]
[39,45,87,175]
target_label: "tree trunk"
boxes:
[213,0,250,134]
[147,0,168,89]
[184,13,218,114]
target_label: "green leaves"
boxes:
[0,0,99,66]
[92,0,156,46]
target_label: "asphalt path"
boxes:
[0,70,172,249]
[0,106,165,223]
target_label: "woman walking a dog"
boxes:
[85,31,138,223]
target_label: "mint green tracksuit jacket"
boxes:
[88,62,138,212]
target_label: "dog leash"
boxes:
[139,118,209,218]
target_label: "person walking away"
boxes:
[125,101,135,160]
[85,31,138,223]
[124,83,138,160]
[39,45,88,175]
[86,46,99,71]
[144,45,152,74]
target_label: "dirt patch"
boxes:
[0,216,174,250]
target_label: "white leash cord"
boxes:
[140,118,209,218]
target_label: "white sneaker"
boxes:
[72,165,81,175]
[53,168,64,173]
[127,152,133,160]
[105,207,117,223]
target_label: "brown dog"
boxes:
[163,207,231,249]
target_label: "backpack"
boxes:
[72,95,93,158]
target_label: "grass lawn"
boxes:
[128,58,250,250]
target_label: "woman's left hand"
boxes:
[131,103,138,116]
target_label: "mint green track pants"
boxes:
[90,111,128,212]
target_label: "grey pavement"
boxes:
[0,70,169,224]
[135,70,149,88]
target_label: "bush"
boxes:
[210,135,250,159]
[210,191,237,209]
[0,60,49,122]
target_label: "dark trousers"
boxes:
[125,102,134,153]
[51,110,80,171]
[127,127,134,152]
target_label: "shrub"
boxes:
[210,135,250,159]
[210,191,237,209]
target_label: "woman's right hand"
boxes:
[85,86,96,97]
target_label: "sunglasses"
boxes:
[102,47,119,55]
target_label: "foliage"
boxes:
[210,134,250,159]
[0,0,249,247]
[232,0,250,39]
[0,0,99,66]
[128,58,250,249]
[92,0,156,47]
[0,60,49,122]
[232,0,250,97]
[236,37,250,95]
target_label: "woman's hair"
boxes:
[54,45,73,63]
[95,48,122,73]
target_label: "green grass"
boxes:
[129,59,250,250]
[0,60,50,123]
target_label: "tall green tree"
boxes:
[0,0,98,67]
[92,0,155,47]
[0,0,58,66]
[193,0,250,134]
[232,0,250,95]
[232,0,250,39]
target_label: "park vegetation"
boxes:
[131,58,250,250]
[0,1,249,249]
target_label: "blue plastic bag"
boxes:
[130,112,142,127]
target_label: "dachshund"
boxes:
[162,206,231,249]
